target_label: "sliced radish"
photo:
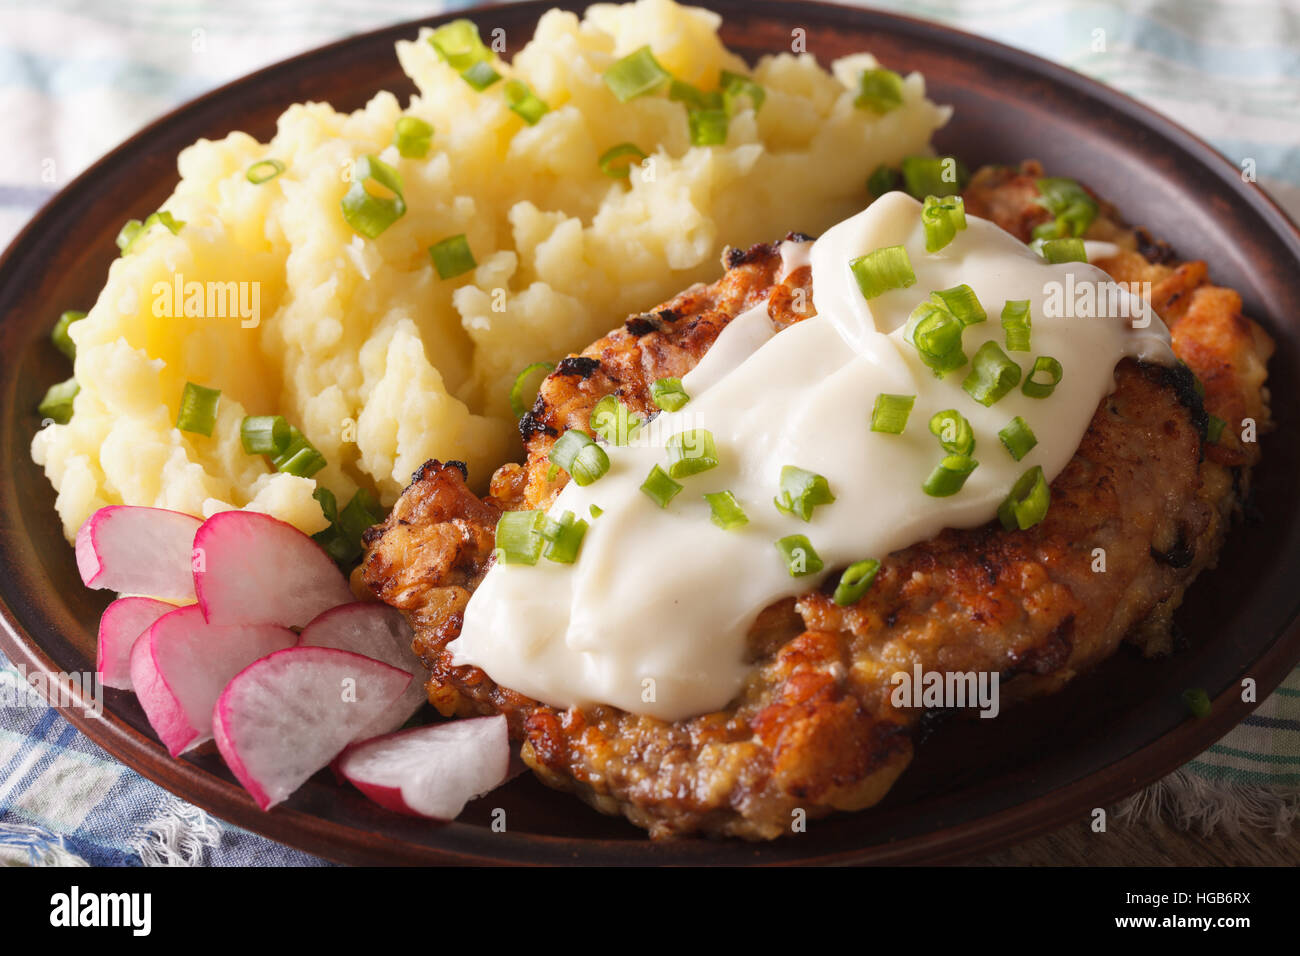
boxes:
[97,596,175,691]
[75,506,201,602]
[193,510,353,628]
[212,647,411,810]
[130,605,296,757]
[335,716,509,820]
[299,603,426,736]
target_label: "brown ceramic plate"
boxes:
[1,0,1298,866]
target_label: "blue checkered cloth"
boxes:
[0,662,323,865]
[2,0,1297,865]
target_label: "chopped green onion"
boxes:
[240,415,290,455]
[590,394,643,445]
[38,377,79,424]
[930,284,984,325]
[720,70,765,113]
[704,490,748,530]
[546,462,560,481]
[461,59,501,91]
[665,428,719,478]
[276,446,326,478]
[1182,687,1211,718]
[688,107,729,146]
[1036,237,1087,264]
[599,142,647,178]
[51,310,86,360]
[1001,299,1032,352]
[504,79,549,124]
[549,429,610,486]
[901,155,967,199]
[1207,414,1226,443]
[428,20,499,92]
[509,361,554,418]
[904,302,967,376]
[907,300,965,354]
[867,164,899,198]
[116,211,184,255]
[870,393,915,434]
[540,510,588,564]
[246,158,286,184]
[641,464,683,508]
[773,465,836,521]
[590,504,604,518]
[998,416,1038,461]
[668,79,721,110]
[429,234,476,279]
[272,426,327,478]
[147,211,184,235]
[1032,177,1098,240]
[855,67,904,113]
[833,558,880,606]
[922,454,978,497]
[393,116,434,158]
[428,19,493,71]
[176,382,221,436]
[494,509,546,565]
[271,425,308,468]
[929,409,975,456]
[963,341,1021,406]
[650,376,690,411]
[116,219,142,252]
[603,46,670,102]
[1022,355,1064,398]
[850,245,916,300]
[341,155,406,238]
[775,534,824,577]
[921,194,967,252]
[998,465,1050,531]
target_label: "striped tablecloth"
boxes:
[1,0,1296,866]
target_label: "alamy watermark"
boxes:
[890,664,1000,718]
[1,663,103,718]
[1042,276,1153,328]
[151,271,261,328]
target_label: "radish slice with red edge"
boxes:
[212,646,411,810]
[298,602,426,736]
[75,506,201,603]
[97,596,176,690]
[335,715,509,820]
[193,510,353,628]
[130,605,296,756]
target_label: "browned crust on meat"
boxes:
[359,163,1273,840]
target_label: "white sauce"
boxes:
[450,193,1175,721]
[778,237,813,281]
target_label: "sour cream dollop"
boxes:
[450,193,1174,721]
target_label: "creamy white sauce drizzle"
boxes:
[778,237,812,282]
[450,193,1175,721]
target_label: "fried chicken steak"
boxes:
[357,161,1273,840]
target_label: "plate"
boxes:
[2,0,1298,865]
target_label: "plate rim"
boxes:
[1,0,1298,866]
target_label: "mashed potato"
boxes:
[32,0,949,542]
